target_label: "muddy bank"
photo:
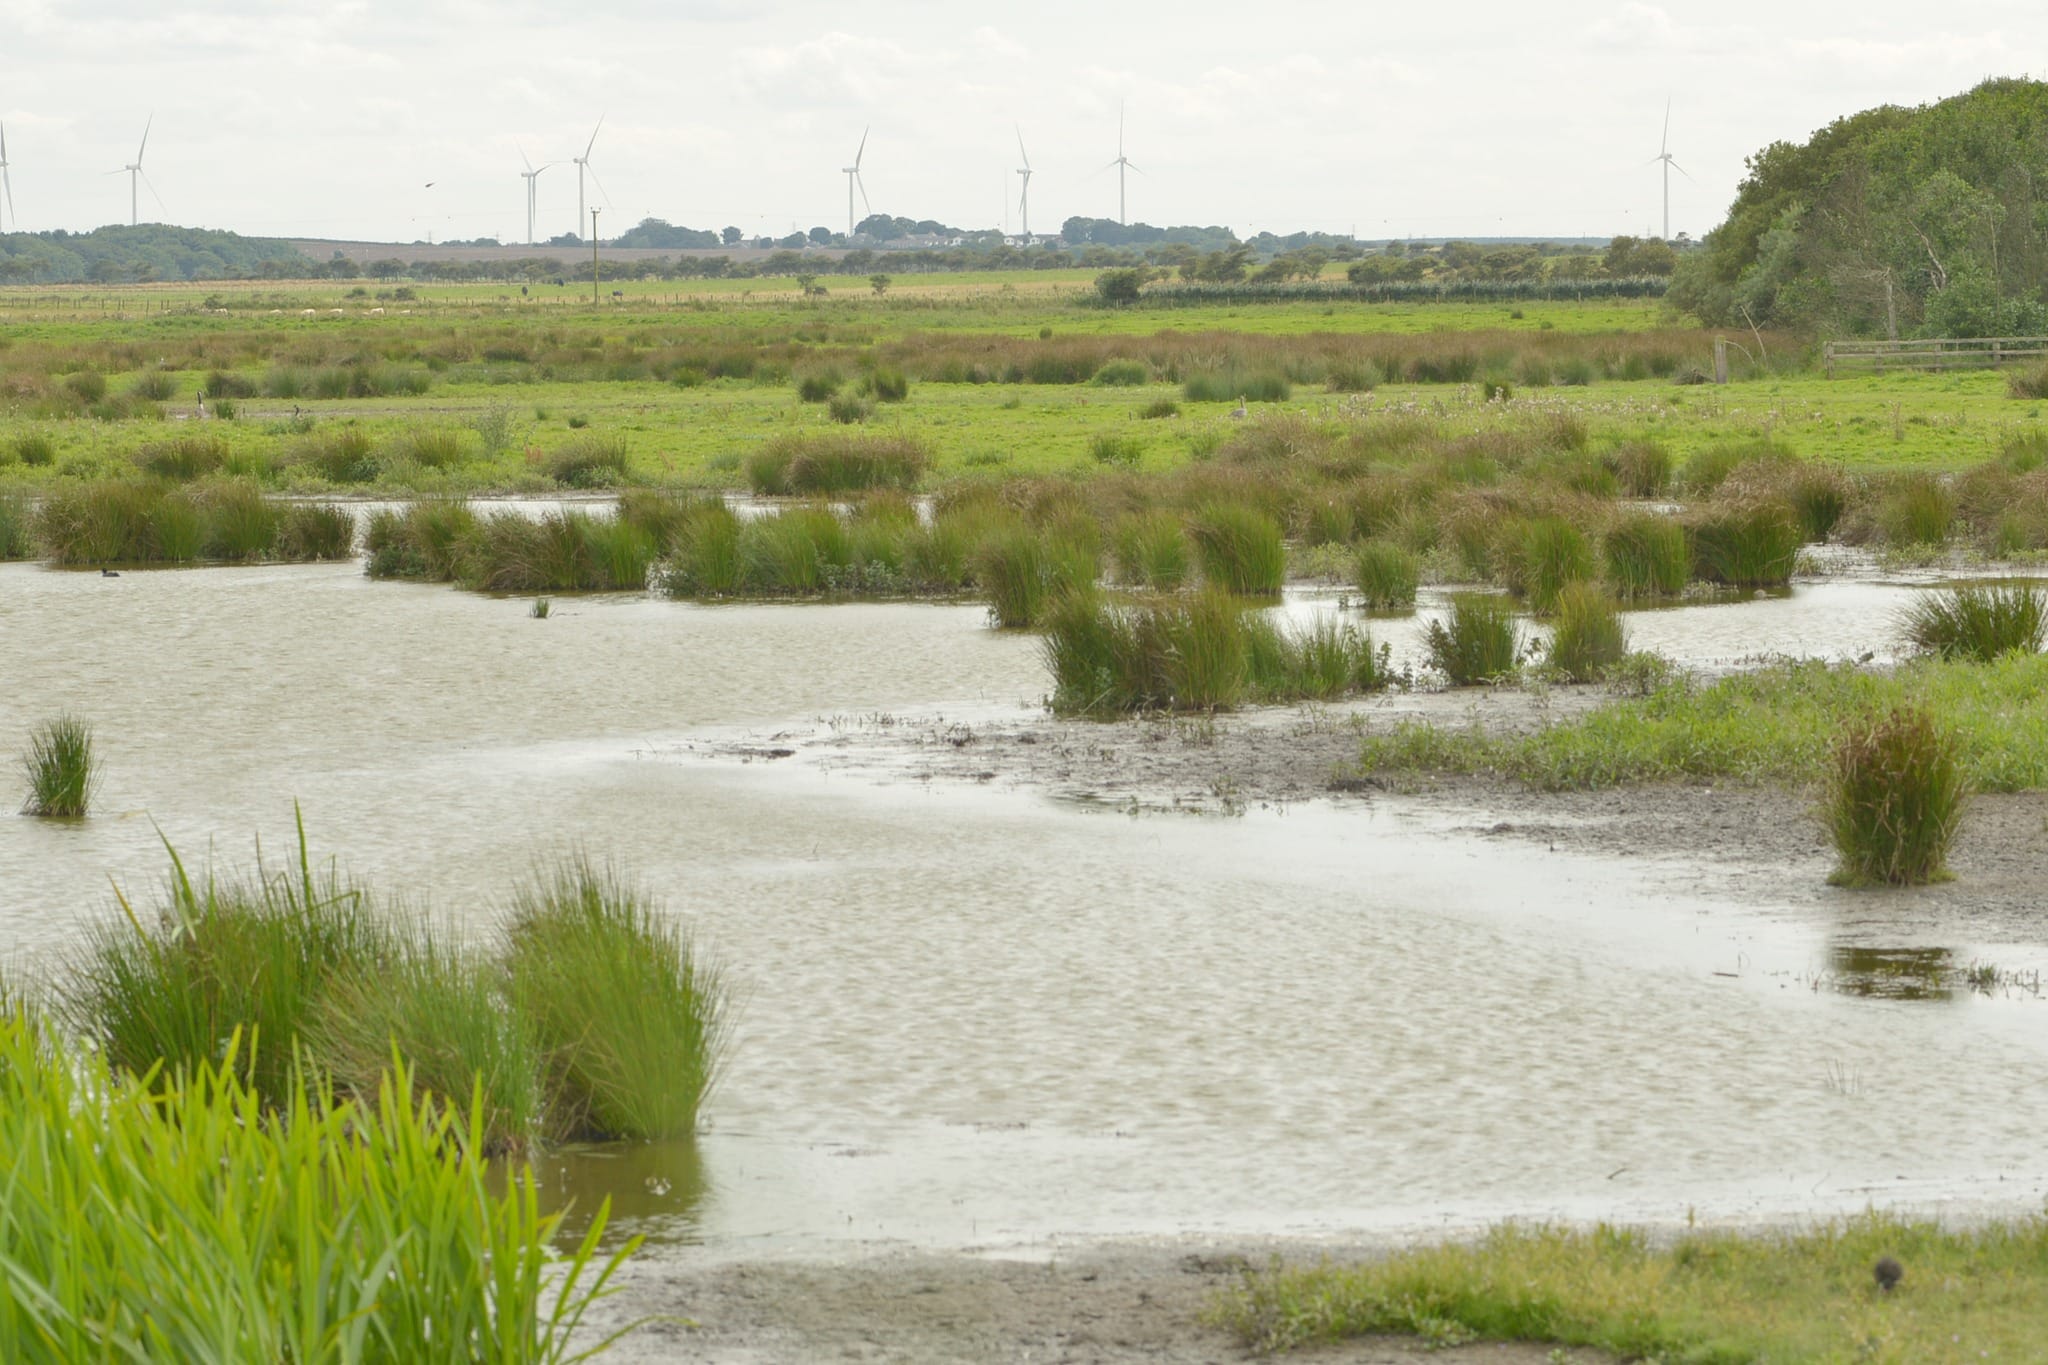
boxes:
[587,1240,1615,1364]
[676,687,2048,934]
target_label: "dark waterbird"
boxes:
[100,568,120,578]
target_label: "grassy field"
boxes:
[0,274,2037,498]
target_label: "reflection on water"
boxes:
[1825,946,1957,1001]
[528,1140,710,1250]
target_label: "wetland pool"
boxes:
[2,559,2045,1258]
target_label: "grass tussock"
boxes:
[1189,503,1286,595]
[1424,594,1523,684]
[1825,705,1968,886]
[19,715,96,818]
[1544,583,1627,682]
[506,858,725,1142]
[1688,500,1802,588]
[745,431,929,494]
[1111,510,1190,589]
[1901,582,2048,662]
[1044,591,1387,715]
[1601,511,1688,598]
[548,432,629,488]
[1212,1213,2048,1362]
[1352,539,1419,612]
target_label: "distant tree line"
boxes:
[0,225,312,284]
[1671,77,2048,338]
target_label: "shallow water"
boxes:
[4,560,2047,1256]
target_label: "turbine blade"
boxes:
[140,168,166,216]
[1661,97,1670,157]
[0,119,8,163]
[586,162,614,211]
[1127,161,1144,175]
[137,113,152,164]
[584,114,604,161]
[855,125,869,170]
[520,143,534,173]
[1671,159,1696,183]
[857,171,871,219]
[1017,126,1029,170]
[2,166,12,230]
[1119,100,1125,157]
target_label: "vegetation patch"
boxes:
[1213,1213,2048,1361]
[19,714,96,818]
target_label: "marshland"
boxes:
[7,262,2048,1363]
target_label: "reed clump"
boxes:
[363,499,479,580]
[506,858,725,1142]
[1043,591,1386,715]
[1352,539,1419,611]
[1688,500,1802,588]
[1824,705,1967,886]
[19,715,96,818]
[1425,593,1523,684]
[1110,510,1190,589]
[1545,583,1628,682]
[548,432,630,488]
[1878,473,1955,545]
[1515,517,1596,613]
[745,432,929,494]
[1900,582,2048,662]
[1601,511,1688,597]
[1189,503,1286,595]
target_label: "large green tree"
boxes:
[1671,78,2048,337]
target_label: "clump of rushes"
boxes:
[506,858,725,1141]
[794,368,843,402]
[1901,582,2048,662]
[0,492,29,561]
[976,524,1095,628]
[0,1020,633,1365]
[860,366,910,401]
[20,715,97,818]
[1189,503,1286,595]
[363,499,478,580]
[312,933,543,1157]
[1602,511,1688,598]
[1879,472,1955,545]
[1516,517,1595,613]
[1602,439,1672,497]
[745,431,929,494]
[1352,539,1419,611]
[1825,705,1968,886]
[64,815,392,1110]
[1140,397,1181,419]
[1043,592,1386,714]
[1424,593,1523,684]
[662,499,746,595]
[275,501,357,560]
[1111,510,1190,589]
[1784,462,1850,541]
[548,432,629,488]
[743,503,851,594]
[1688,500,1801,588]
[1545,583,1628,682]
[134,434,227,482]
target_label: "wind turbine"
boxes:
[108,116,161,227]
[1015,128,1033,241]
[1105,102,1139,226]
[519,147,558,247]
[0,121,14,231]
[843,127,871,240]
[572,116,610,241]
[1648,99,1693,241]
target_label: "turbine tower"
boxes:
[1106,102,1138,226]
[572,116,609,241]
[1015,128,1033,240]
[519,147,558,247]
[1649,99,1692,241]
[0,121,14,231]
[843,127,871,240]
[110,116,158,227]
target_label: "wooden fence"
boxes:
[1824,336,2048,378]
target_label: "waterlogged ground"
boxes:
[4,559,2048,1359]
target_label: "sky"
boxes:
[1,0,2044,247]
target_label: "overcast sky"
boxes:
[2,0,2043,246]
